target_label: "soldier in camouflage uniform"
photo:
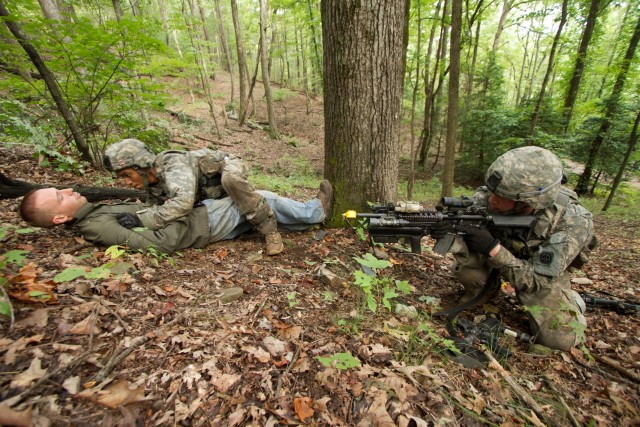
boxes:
[103,139,297,256]
[432,146,595,351]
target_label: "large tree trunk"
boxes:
[576,12,640,195]
[441,0,462,197]
[528,0,568,139]
[321,0,409,220]
[0,172,146,202]
[563,0,601,132]
[0,0,92,165]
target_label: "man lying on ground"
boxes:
[18,182,333,255]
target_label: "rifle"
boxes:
[579,293,639,314]
[344,197,536,255]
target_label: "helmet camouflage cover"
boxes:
[103,138,156,171]
[485,146,563,210]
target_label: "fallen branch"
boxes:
[92,336,148,383]
[594,354,640,383]
[92,296,131,334]
[542,375,581,427]
[0,171,146,201]
[9,344,107,406]
[482,347,550,424]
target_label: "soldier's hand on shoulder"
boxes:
[116,212,143,229]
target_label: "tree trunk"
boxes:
[492,0,513,54]
[417,0,443,167]
[112,0,124,23]
[563,0,601,132]
[576,13,640,195]
[230,0,249,125]
[441,0,462,197]
[259,0,280,139]
[196,0,216,79]
[157,0,170,46]
[307,0,322,93]
[321,0,409,220]
[38,0,64,21]
[529,0,568,139]
[0,0,92,165]
[0,172,146,202]
[602,108,640,211]
[407,0,423,200]
[214,0,235,104]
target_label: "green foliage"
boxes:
[316,352,361,370]
[352,254,410,313]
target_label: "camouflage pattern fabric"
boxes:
[485,146,564,210]
[138,149,273,232]
[103,138,155,171]
[449,186,594,350]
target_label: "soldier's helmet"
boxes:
[485,146,563,210]
[103,138,155,171]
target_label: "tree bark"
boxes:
[214,0,235,103]
[602,108,640,211]
[529,0,568,139]
[306,0,322,93]
[259,0,280,139]
[321,0,409,220]
[576,13,640,195]
[38,0,64,21]
[0,0,92,165]
[230,0,249,125]
[0,172,146,202]
[563,0,601,132]
[441,0,462,197]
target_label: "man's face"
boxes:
[488,192,517,213]
[34,188,88,224]
[116,167,145,189]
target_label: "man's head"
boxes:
[19,188,88,228]
[103,138,157,189]
[485,146,563,212]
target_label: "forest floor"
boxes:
[1,73,639,426]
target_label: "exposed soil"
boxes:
[1,73,639,426]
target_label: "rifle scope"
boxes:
[441,196,473,209]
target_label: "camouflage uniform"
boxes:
[448,147,594,351]
[104,139,283,254]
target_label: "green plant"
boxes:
[352,253,411,313]
[286,291,298,307]
[141,246,178,267]
[316,352,361,370]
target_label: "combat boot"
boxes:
[265,230,284,256]
[317,180,333,218]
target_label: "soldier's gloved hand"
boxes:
[430,222,453,240]
[116,213,142,229]
[459,226,500,256]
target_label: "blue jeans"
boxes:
[203,190,325,242]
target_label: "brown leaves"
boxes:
[6,263,57,304]
[77,379,146,409]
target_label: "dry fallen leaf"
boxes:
[10,357,47,388]
[0,404,33,427]
[77,379,146,409]
[293,396,315,422]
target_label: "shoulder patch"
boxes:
[538,251,554,265]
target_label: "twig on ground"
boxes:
[0,284,15,330]
[194,134,234,146]
[92,296,131,334]
[11,344,107,406]
[482,347,550,424]
[594,354,640,383]
[542,375,581,427]
[275,339,302,399]
[92,336,148,383]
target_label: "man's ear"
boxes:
[52,214,71,225]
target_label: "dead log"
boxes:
[0,171,146,202]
